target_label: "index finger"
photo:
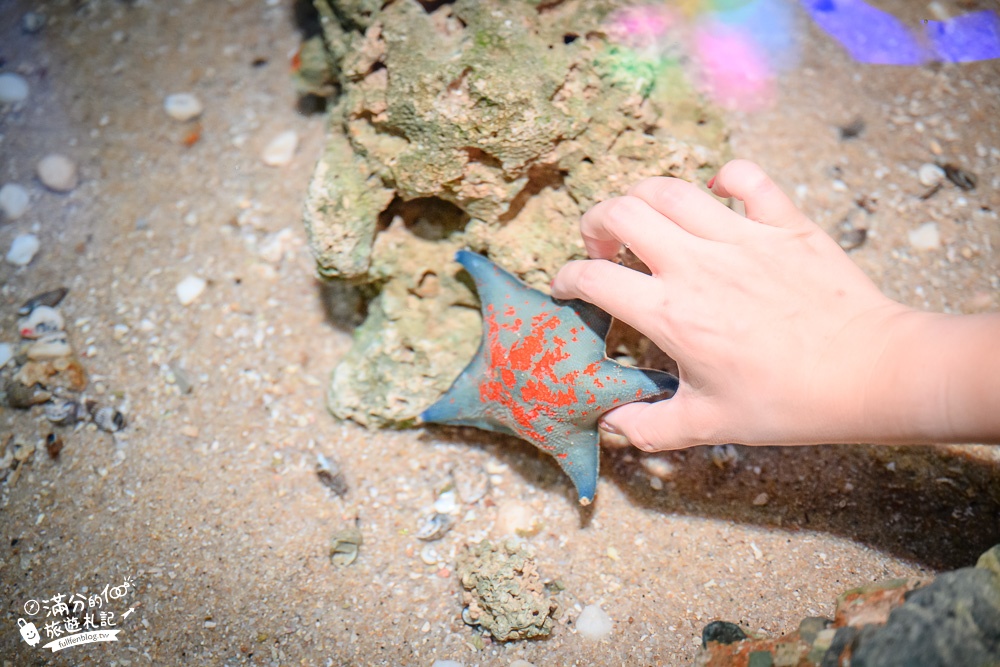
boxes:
[579,194,694,273]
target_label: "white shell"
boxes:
[18,305,65,339]
[27,331,72,360]
[164,93,203,121]
[6,233,40,266]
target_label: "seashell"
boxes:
[18,287,69,316]
[330,525,363,567]
[93,406,126,433]
[17,305,65,339]
[44,397,82,426]
[2,378,51,408]
[416,512,455,542]
[316,452,348,497]
[27,332,71,360]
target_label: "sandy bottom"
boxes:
[1,0,999,665]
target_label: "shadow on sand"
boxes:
[423,426,1000,570]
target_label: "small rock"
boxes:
[21,11,46,34]
[494,500,541,537]
[6,233,40,266]
[0,343,12,368]
[36,154,78,192]
[430,662,465,667]
[261,130,299,167]
[0,183,30,219]
[908,222,941,250]
[164,93,204,122]
[257,228,297,264]
[752,492,769,506]
[176,276,207,305]
[576,604,613,640]
[918,163,945,188]
[433,489,459,514]
[0,72,29,104]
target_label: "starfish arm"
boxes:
[552,427,601,505]
[456,249,526,307]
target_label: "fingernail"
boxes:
[598,418,621,435]
[706,175,716,189]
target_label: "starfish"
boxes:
[421,250,678,505]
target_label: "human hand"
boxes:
[551,159,915,450]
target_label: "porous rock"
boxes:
[457,538,559,641]
[305,0,729,426]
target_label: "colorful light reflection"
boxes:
[606,0,1000,112]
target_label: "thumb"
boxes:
[600,396,707,451]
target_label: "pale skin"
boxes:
[551,159,1000,451]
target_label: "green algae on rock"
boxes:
[304,0,729,426]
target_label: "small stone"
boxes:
[261,130,299,167]
[22,12,47,34]
[36,154,78,192]
[918,163,945,188]
[203,620,217,629]
[752,492,769,506]
[180,425,200,438]
[257,228,297,264]
[494,500,541,537]
[0,183,30,219]
[0,73,29,104]
[0,343,12,368]
[576,604,613,640]
[176,276,207,305]
[6,234,40,266]
[908,222,941,250]
[649,476,664,491]
[164,93,204,121]
[430,662,464,667]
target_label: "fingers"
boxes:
[578,195,692,269]
[708,159,808,229]
[600,394,717,451]
[551,259,656,332]
[627,176,748,242]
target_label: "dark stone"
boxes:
[820,626,858,667]
[747,651,774,667]
[850,567,1000,667]
[702,620,748,648]
[798,616,832,645]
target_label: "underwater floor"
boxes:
[1,0,999,664]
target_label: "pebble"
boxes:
[908,222,941,250]
[36,154,78,192]
[752,492,770,506]
[22,11,46,34]
[0,343,12,368]
[918,163,945,188]
[0,183,30,219]
[176,276,207,305]
[430,661,465,667]
[164,93,204,121]
[261,130,299,167]
[494,500,542,537]
[576,604,613,640]
[6,233,40,266]
[0,72,29,104]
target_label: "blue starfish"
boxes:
[421,250,678,505]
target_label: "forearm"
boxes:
[862,310,1000,444]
